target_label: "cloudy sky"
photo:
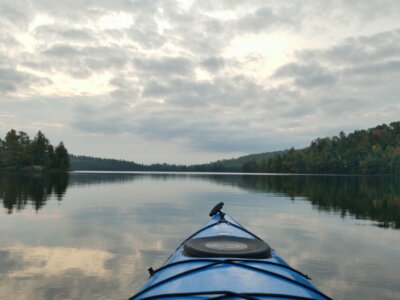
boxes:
[1,0,400,164]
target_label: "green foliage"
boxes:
[0,172,68,213]
[70,155,145,171]
[0,129,69,171]
[242,160,258,172]
[71,151,283,172]
[69,152,281,172]
[243,121,400,175]
[54,142,69,170]
[31,131,50,166]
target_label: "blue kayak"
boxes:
[130,203,332,300]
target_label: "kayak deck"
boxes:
[130,204,331,300]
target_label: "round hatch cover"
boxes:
[184,235,271,258]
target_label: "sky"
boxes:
[1,0,400,164]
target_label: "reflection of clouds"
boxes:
[0,234,167,299]
[16,211,61,220]
[1,174,400,299]
[241,206,400,300]
[5,246,114,278]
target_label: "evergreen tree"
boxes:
[243,121,400,175]
[48,144,55,169]
[31,131,50,166]
[0,138,4,167]
[3,129,20,167]
[55,142,70,170]
[0,129,69,171]
[242,159,258,172]
[17,131,32,167]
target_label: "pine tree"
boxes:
[55,142,70,170]
[3,129,20,167]
[0,137,4,167]
[17,131,32,167]
[48,144,55,169]
[31,131,50,166]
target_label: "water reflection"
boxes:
[2,172,399,230]
[207,175,400,229]
[0,172,399,299]
[0,172,68,214]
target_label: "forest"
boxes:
[242,121,400,174]
[71,121,400,174]
[70,151,281,172]
[0,129,69,171]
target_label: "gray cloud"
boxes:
[128,28,166,49]
[0,2,32,29]
[345,60,400,77]
[70,73,309,153]
[42,44,81,58]
[141,75,275,108]
[134,57,193,77]
[272,28,400,117]
[27,44,133,79]
[273,63,337,88]
[201,57,226,72]
[0,67,51,94]
[34,26,95,42]
[235,6,293,33]
[1,0,400,161]
[298,29,400,66]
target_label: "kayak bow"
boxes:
[130,202,331,300]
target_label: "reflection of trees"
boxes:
[68,172,192,186]
[70,173,400,229]
[4,172,399,229]
[206,175,400,229]
[0,172,68,214]
[68,173,142,186]
[69,173,400,229]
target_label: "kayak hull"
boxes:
[131,211,330,299]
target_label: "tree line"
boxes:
[69,154,230,172]
[70,153,288,172]
[0,129,69,171]
[242,121,400,174]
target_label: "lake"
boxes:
[1,172,399,299]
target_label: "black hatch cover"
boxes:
[184,235,271,259]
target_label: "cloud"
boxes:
[200,57,226,72]
[34,25,95,42]
[5,246,114,278]
[270,28,400,127]
[235,6,293,33]
[1,0,400,162]
[273,63,337,88]
[277,29,400,88]
[22,44,134,79]
[0,1,32,29]
[298,29,400,66]
[133,57,193,77]
[0,67,51,94]
[345,60,400,77]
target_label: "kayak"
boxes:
[129,202,332,300]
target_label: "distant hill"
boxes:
[70,155,144,171]
[70,121,400,175]
[70,155,186,171]
[243,121,400,175]
[189,151,285,172]
[69,151,283,172]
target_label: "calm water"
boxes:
[1,172,400,300]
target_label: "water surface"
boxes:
[1,172,400,299]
